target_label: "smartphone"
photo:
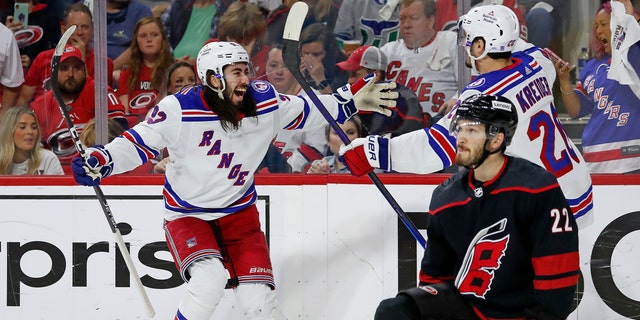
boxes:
[542,48,567,66]
[13,2,29,28]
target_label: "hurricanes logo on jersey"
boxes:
[456,218,509,298]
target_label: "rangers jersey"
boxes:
[380,31,459,118]
[573,52,640,173]
[421,156,579,319]
[101,81,354,220]
[385,46,593,219]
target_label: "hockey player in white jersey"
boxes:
[71,41,397,320]
[341,4,594,221]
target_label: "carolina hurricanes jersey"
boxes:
[573,51,640,173]
[386,46,593,219]
[25,47,114,100]
[421,156,579,319]
[30,77,126,162]
[101,81,354,220]
[380,31,459,118]
[118,64,159,118]
[334,0,400,47]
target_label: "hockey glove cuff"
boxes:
[339,135,391,176]
[71,146,114,186]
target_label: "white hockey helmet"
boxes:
[458,5,520,56]
[196,41,254,98]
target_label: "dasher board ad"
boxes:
[0,177,639,319]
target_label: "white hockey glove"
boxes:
[71,146,114,186]
[339,135,391,176]
[335,74,398,117]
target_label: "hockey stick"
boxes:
[282,2,427,249]
[51,25,156,317]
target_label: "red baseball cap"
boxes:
[60,45,84,64]
[336,46,388,71]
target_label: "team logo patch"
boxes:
[467,77,485,88]
[418,285,438,295]
[15,26,44,48]
[251,80,270,93]
[186,237,197,248]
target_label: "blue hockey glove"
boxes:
[71,146,114,186]
[339,135,391,176]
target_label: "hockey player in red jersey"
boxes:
[71,41,397,320]
[374,94,579,320]
[340,4,593,221]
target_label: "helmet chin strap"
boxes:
[466,45,489,75]
[464,138,502,170]
[205,73,227,100]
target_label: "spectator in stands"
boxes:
[380,0,458,126]
[29,45,127,164]
[337,45,424,135]
[216,1,270,80]
[0,105,63,175]
[555,0,640,173]
[334,0,400,48]
[299,23,348,94]
[266,0,298,46]
[107,0,152,72]
[518,0,568,48]
[117,16,174,120]
[266,0,340,46]
[162,0,230,65]
[0,22,24,119]
[2,0,61,71]
[164,60,197,97]
[266,45,328,172]
[16,2,115,105]
[306,115,365,174]
[152,61,198,174]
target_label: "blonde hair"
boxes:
[0,106,43,174]
[79,118,126,146]
[217,1,267,46]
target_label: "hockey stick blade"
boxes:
[51,25,156,317]
[282,2,426,249]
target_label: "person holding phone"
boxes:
[1,0,61,70]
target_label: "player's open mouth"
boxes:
[600,37,608,46]
[234,88,246,97]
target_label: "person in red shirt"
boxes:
[30,45,126,164]
[117,16,174,120]
[17,2,114,106]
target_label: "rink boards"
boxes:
[0,174,639,319]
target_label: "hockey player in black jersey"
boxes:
[374,94,579,320]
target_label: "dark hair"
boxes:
[201,78,258,132]
[300,23,348,87]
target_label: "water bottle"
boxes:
[576,47,589,81]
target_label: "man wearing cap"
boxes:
[17,3,115,105]
[337,45,424,137]
[30,45,126,164]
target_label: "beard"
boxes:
[60,77,86,96]
[455,144,484,168]
[202,85,257,132]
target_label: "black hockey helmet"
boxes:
[450,94,518,146]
